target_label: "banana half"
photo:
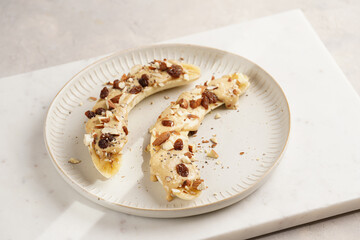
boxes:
[83,60,201,178]
[149,73,250,201]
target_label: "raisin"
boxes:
[129,85,142,94]
[138,74,149,87]
[98,139,109,149]
[188,130,197,136]
[113,79,120,89]
[184,152,193,159]
[95,107,106,115]
[100,87,109,99]
[176,163,189,177]
[100,133,115,142]
[174,139,183,151]
[122,126,128,135]
[178,98,188,109]
[159,62,168,71]
[85,110,96,119]
[161,120,174,127]
[167,64,183,78]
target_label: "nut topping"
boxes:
[187,114,199,119]
[161,120,174,127]
[190,99,201,109]
[182,180,191,187]
[107,99,116,110]
[122,126,128,135]
[129,85,142,94]
[173,139,183,151]
[176,163,189,177]
[152,132,170,146]
[85,110,96,119]
[100,87,109,99]
[188,130,197,136]
[192,179,204,189]
[113,79,121,89]
[110,94,122,104]
[184,152,193,159]
[95,107,106,115]
[178,98,188,109]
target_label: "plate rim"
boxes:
[44,43,291,214]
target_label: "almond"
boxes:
[110,94,122,103]
[152,132,170,146]
[178,98,188,109]
[107,99,116,110]
[187,114,199,119]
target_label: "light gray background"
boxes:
[1,0,359,239]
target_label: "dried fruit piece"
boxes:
[129,86,142,94]
[98,139,109,149]
[173,139,183,151]
[138,74,149,87]
[167,64,183,78]
[100,87,109,99]
[188,130,197,136]
[178,98,188,109]
[95,107,106,115]
[161,120,174,127]
[152,132,170,146]
[190,99,202,109]
[176,163,189,177]
[159,62,168,71]
[85,110,96,119]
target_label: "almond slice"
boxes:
[152,132,170,146]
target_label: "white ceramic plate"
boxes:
[45,44,290,218]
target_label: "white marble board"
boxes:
[0,10,359,240]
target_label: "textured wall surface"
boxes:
[1,1,359,239]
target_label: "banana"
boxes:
[83,60,201,178]
[149,73,250,201]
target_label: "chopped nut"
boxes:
[178,98,188,109]
[214,113,221,119]
[110,94,122,103]
[152,132,171,146]
[98,116,110,123]
[88,96,97,101]
[122,126,128,135]
[202,140,209,143]
[216,160,222,165]
[68,158,81,164]
[187,114,199,119]
[162,141,173,150]
[210,137,218,144]
[107,99,116,110]
[240,152,245,155]
[207,149,219,159]
[184,152,193,159]
[164,96,170,100]
[182,180,191,187]
[161,120,174,127]
[129,86,142,94]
